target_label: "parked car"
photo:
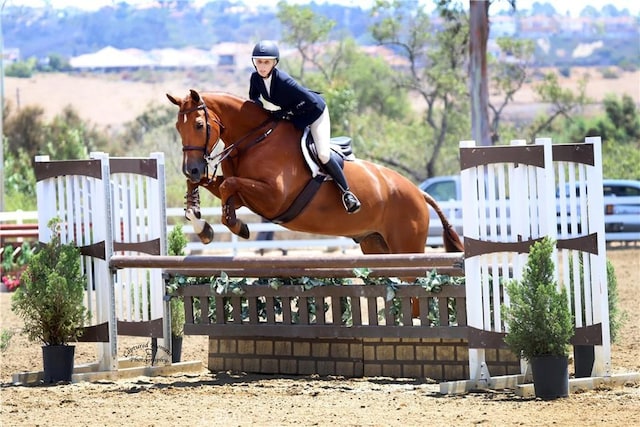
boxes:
[419,175,463,247]
[419,175,640,245]
[601,180,640,236]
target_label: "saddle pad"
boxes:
[300,128,356,178]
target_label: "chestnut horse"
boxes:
[166,89,463,256]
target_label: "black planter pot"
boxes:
[573,345,595,378]
[150,337,183,364]
[171,336,183,363]
[530,355,569,399]
[42,345,75,384]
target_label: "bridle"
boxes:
[179,102,223,155]
[179,101,278,181]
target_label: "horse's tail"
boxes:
[422,191,464,253]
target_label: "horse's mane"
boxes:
[199,91,262,113]
[202,91,247,102]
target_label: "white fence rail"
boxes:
[2,200,636,255]
[165,207,358,255]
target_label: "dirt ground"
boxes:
[0,245,638,426]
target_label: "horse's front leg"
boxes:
[218,176,276,239]
[183,178,223,244]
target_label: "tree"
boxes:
[602,94,640,143]
[3,105,109,210]
[488,37,535,143]
[527,72,591,141]
[276,2,416,176]
[4,59,37,78]
[370,0,469,178]
[4,104,47,160]
[45,53,71,72]
[277,1,337,81]
[530,1,558,17]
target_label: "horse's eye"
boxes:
[195,120,204,130]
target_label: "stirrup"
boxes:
[342,191,361,214]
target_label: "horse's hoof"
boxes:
[239,224,250,240]
[198,223,214,244]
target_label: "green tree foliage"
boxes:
[331,39,409,120]
[3,104,109,210]
[12,218,89,346]
[370,0,470,179]
[277,1,336,81]
[119,104,176,155]
[167,224,188,337]
[3,148,36,211]
[503,237,574,360]
[4,59,37,78]
[527,72,591,141]
[547,93,639,179]
[606,260,627,343]
[41,54,72,72]
[601,143,640,180]
[275,3,420,178]
[488,37,535,143]
[4,104,47,159]
[4,4,638,213]
[602,94,640,143]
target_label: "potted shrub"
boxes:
[169,297,185,363]
[11,218,89,383]
[503,237,574,399]
[167,224,188,363]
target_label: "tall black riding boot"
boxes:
[322,155,361,213]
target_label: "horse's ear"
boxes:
[189,89,201,103]
[166,93,181,106]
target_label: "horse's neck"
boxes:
[208,95,261,141]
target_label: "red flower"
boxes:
[1,274,21,292]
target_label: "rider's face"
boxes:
[254,58,277,77]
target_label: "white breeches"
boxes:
[310,107,331,164]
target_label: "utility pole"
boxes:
[469,0,491,147]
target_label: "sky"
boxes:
[3,0,640,17]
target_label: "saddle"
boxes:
[300,127,356,178]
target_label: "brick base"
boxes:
[208,337,520,381]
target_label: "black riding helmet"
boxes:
[252,40,280,65]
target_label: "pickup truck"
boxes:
[419,175,640,244]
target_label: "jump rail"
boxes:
[110,251,508,380]
[109,252,465,278]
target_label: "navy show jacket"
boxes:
[249,68,325,130]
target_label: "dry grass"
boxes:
[5,67,639,129]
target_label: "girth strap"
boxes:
[269,175,326,224]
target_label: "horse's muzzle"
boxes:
[183,157,206,183]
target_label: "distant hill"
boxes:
[3,2,639,68]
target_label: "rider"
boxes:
[249,40,361,214]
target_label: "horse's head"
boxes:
[166,89,223,183]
